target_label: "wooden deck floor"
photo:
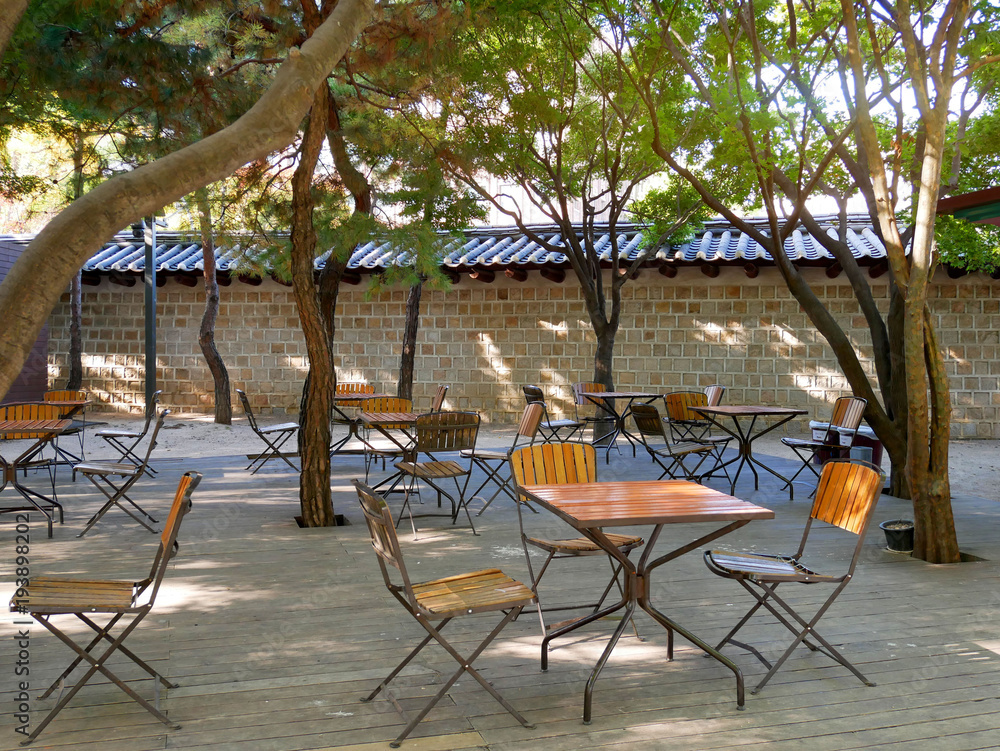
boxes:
[3,431,1000,750]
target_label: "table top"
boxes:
[0,418,71,438]
[335,393,390,402]
[360,411,420,425]
[694,405,808,418]
[519,480,774,528]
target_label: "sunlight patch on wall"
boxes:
[476,332,512,380]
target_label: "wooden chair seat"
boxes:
[17,577,137,613]
[257,421,299,434]
[781,437,841,451]
[74,460,142,476]
[704,551,834,583]
[395,458,465,480]
[412,568,535,617]
[527,533,643,556]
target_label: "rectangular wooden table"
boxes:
[518,479,774,723]
[694,405,808,496]
[0,418,70,537]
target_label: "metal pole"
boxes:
[144,216,157,417]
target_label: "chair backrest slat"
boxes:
[139,410,169,468]
[415,411,479,453]
[811,459,883,534]
[430,385,449,412]
[510,442,598,490]
[704,384,725,407]
[44,390,87,402]
[830,396,868,432]
[144,471,201,602]
[631,402,668,442]
[573,381,608,409]
[664,391,708,422]
[354,480,415,603]
[517,402,545,441]
[361,397,413,413]
[335,382,375,408]
[522,384,545,405]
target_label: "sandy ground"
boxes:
[72,410,1000,504]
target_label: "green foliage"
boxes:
[935,214,1000,273]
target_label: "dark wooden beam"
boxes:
[443,269,460,284]
[658,264,677,278]
[700,263,720,278]
[175,275,199,288]
[81,273,101,286]
[868,259,889,278]
[743,263,759,279]
[217,274,232,287]
[238,274,263,286]
[109,273,136,287]
[271,274,293,287]
[825,262,842,279]
[470,268,495,283]
[341,271,361,285]
[540,267,566,283]
[505,268,528,282]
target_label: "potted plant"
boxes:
[879,519,914,553]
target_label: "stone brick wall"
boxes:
[46,267,1000,437]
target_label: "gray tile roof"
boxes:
[79,215,886,277]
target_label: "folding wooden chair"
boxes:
[522,384,583,441]
[394,411,480,536]
[704,459,884,693]
[73,409,168,537]
[236,389,299,474]
[781,396,868,493]
[662,390,732,480]
[509,442,643,655]
[462,401,544,515]
[354,481,536,748]
[631,402,716,481]
[9,471,201,745]
[92,390,161,478]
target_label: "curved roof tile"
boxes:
[80,215,886,275]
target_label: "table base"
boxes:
[542,520,750,723]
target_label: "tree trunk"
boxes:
[67,131,85,390]
[67,272,83,389]
[398,281,423,400]
[0,0,373,401]
[291,87,335,528]
[195,188,231,425]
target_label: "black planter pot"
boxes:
[879,519,914,553]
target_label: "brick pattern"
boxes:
[46,269,1000,437]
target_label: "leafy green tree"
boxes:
[592,0,1000,562]
[0,0,375,407]
[425,5,714,389]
